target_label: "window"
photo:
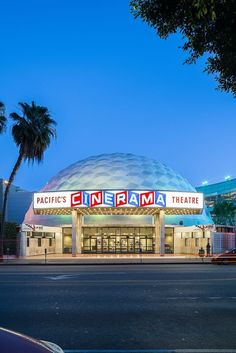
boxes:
[49,238,52,247]
[34,232,43,237]
[185,238,188,247]
[195,238,199,247]
[38,238,42,247]
[45,232,55,238]
[27,238,30,247]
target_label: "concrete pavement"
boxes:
[0,254,213,265]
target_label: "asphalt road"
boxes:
[0,264,236,351]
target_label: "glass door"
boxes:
[63,235,72,253]
[115,237,121,253]
[96,236,102,253]
[147,237,154,252]
[83,237,91,253]
[128,237,135,253]
[121,237,128,252]
[139,237,146,252]
[108,237,116,253]
[91,237,97,252]
[102,238,109,252]
[135,236,140,253]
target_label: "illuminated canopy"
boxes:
[33,189,204,216]
[25,153,212,226]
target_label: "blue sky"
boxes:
[1,0,235,191]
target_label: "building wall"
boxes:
[196,178,236,208]
[0,179,33,224]
[26,238,56,256]
[212,232,235,254]
[21,224,62,256]
[174,226,211,255]
[22,224,216,256]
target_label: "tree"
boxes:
[212,200,236,225]
[0,102,6,133]
[130,0,236,97]
[0,214,18,255]
[0,101,56,258]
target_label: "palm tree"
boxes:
[0,102,7,133]
[0,101,56,258]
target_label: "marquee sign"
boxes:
[33,190,203,210]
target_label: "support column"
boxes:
[72,210,78,257]
[154,214,160,254]
[77,213,82,254]
[159,210,165,256]
[154,210,165,255]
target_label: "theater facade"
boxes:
[21,153,213,256]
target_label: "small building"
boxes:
[196,178,236,210]
[197,179,236,253]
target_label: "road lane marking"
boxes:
[43,272,127,280]
[44,274,81,280]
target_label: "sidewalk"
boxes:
[0,254,213,265]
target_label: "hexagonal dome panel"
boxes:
[40,153,195,192]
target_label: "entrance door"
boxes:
[128,237,135,253]
[146,237,153,252]
[108,237,116,253]
[139,236,154,253]
[96,236,102,253]
[91,238,97,252]
[121,237,128,252]
[63,235,72,253]
[83,237,97,253]
[102,238,109,252]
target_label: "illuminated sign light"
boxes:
[33,190,204,210]
[70,190,166,208]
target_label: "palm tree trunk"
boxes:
[0,152,24,259]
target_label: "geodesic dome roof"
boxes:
[24,153,212,226]
[38,153,196,192]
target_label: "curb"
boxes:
[0,261,213,266]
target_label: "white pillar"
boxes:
[154,214,159,254]
[72,210,78,257]
[159,210,165,256]
[77,214,82,254]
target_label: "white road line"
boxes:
[44,272,127,280]
[44,274,80,280]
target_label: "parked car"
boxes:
[212,248,236,264]
[0,327,64,353]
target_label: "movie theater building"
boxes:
[21,153,212,256]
